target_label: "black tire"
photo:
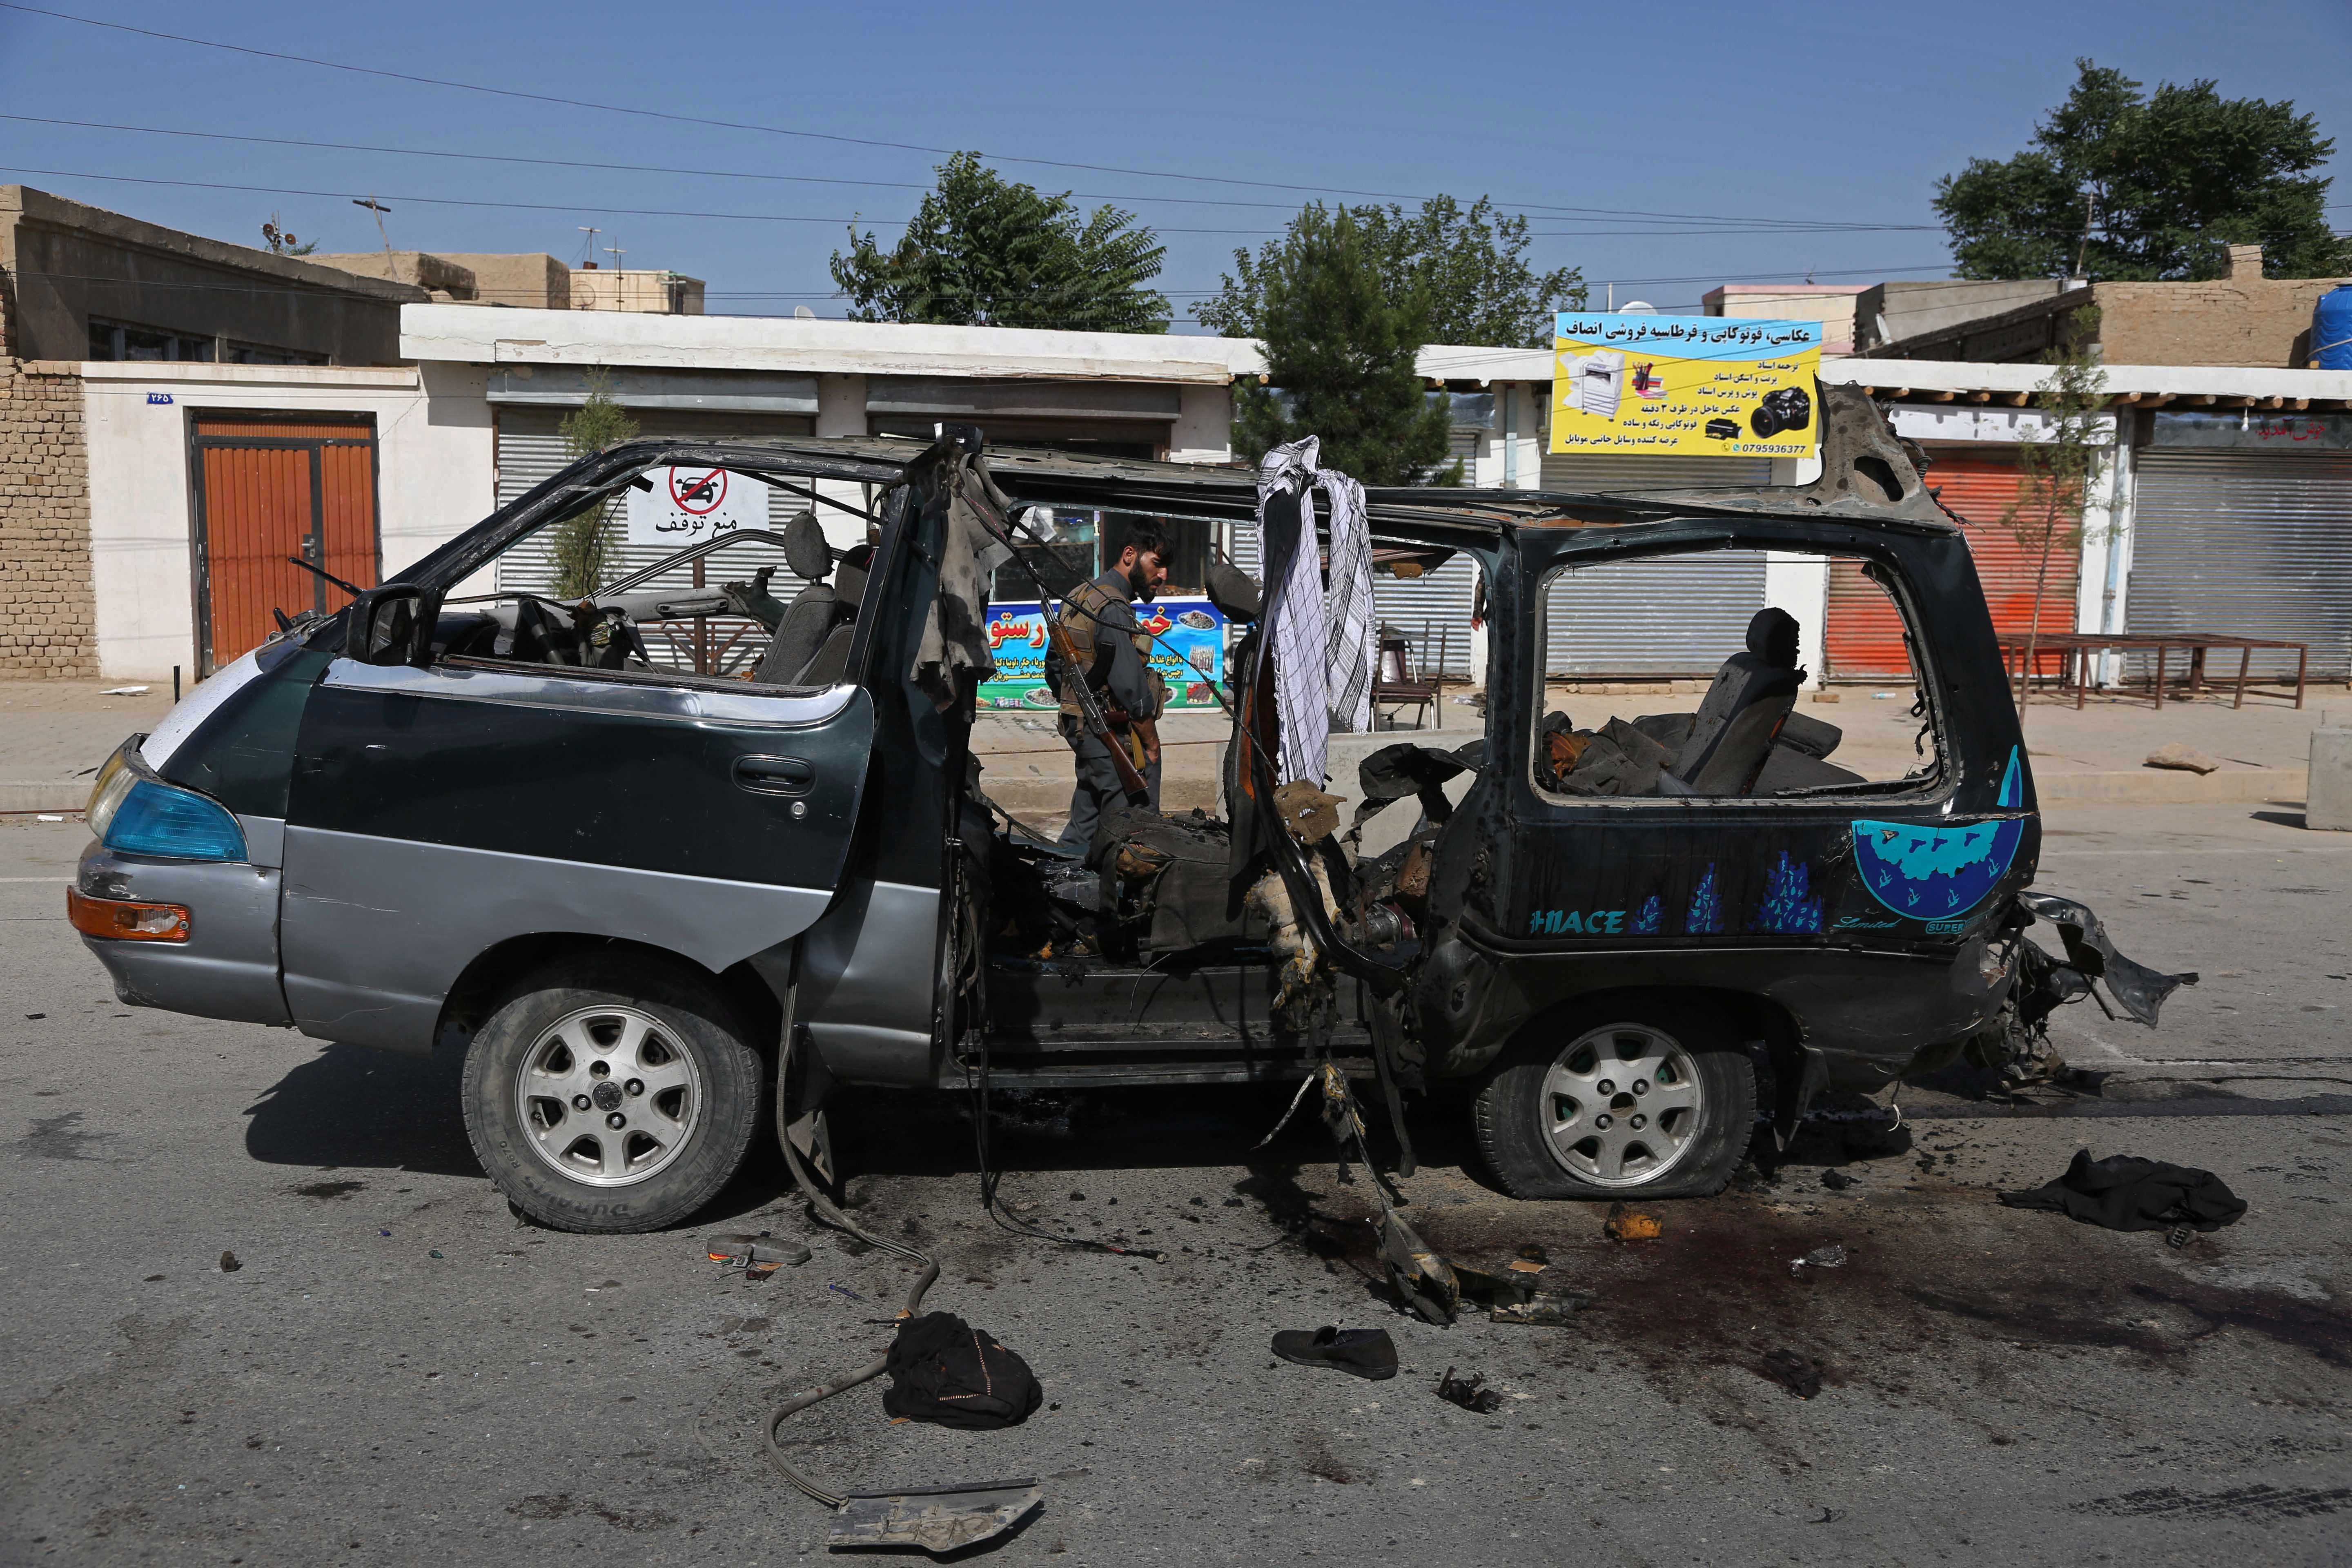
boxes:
[1471,998,1755,1200]
[461,957,767,1233]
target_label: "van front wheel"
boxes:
[461,960,765,1233]
[1471,1002,1753,1200]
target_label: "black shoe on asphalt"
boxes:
[1270,1326,1399,1381]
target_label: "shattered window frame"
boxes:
[1526,537,1950,808]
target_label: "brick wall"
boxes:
[0,269,98,676]
[2097,277,2341,368]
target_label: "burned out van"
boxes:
[71,390,2181,1232]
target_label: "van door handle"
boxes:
[733,755,815,796]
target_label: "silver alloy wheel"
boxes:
[514,1004,704,1187]
[1538,1022,1706,1187]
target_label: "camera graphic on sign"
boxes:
[1749,387,1813,439]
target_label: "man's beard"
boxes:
[1127,562,1158,602]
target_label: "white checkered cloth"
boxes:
[1257,438,1330,785]
[1318,468,1374,737]
[1256,437,1378,784]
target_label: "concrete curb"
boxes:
[2034,768,2305,805]
[0,783,90,813]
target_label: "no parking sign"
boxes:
[625,465,766,546]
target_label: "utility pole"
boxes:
[2071,190,2099,282]
[352,197,394,261]
[604,241,626,272]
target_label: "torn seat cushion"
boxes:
[1088,804,1261,949]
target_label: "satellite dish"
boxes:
[1620,301,1658,314]
[794,305,816,320]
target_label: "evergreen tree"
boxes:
[1200,195,1583,347]
[1936,60,2350,280]
[548,372,639,599]
[831,152,1169,332]
[1231,205,1456,486]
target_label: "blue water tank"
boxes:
[2315,285,2352,370]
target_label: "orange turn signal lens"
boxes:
[67,886,191,942]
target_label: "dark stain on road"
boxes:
[288,1178,367,1200]
[1290,1180,2352,1410]
[20,1110,109,1160]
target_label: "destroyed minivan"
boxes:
[71,388,2183,1232]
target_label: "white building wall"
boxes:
[80,361,492,679]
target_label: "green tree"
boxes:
[2000,307,2108,725]
[1935,59,2350,280]
[1198,195,1584,346]
[831,152,1169,332]
[548,372,640,599]
[1231,205,1455,485]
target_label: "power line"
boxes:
[0,2,1944,233]
[0,165,1283,234]
[0,113,1944,238]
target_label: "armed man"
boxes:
[1050,526,1171,851]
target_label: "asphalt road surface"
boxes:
[4,803,2349,1566]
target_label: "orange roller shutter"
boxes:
[1825,450,2078,681]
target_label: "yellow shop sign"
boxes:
[1551,313,1822,459]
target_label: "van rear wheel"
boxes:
[461,959,766,1233]
[1471,1001,1753,1200]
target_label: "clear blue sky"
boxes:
[3,0,2346,331]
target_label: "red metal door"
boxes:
[194,418,379,672]
[1824,450,2078,680]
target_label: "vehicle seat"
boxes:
[762,548,871,686]
[753,583,839,683]
[750,512,846,684]
[1668,608,1804,795]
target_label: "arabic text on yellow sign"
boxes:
[1550,313,1823,459]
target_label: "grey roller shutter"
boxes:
[492,406,818,599]
[2130,449,2352,679]
[1535,454,1772,676]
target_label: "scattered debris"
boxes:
[1379,1208,1459,1326]
[2143,744,2220,775]
[1604,1203,1662,1241]
[1506,1258,1546,1274]
[1515,1243,1549,1265]
[100,685,151,696]
[1790,1243,1849,1278]
[429,1250,445,1259]
[1813,1507,1845,1524]
[1821,1169,1855,1192]
[1759,1348,1822,1399]
[827,1282,865,1303]
[1490,1293,1591,1326]
[830,1483,1042,1555]
[23,1013,43,1020]
[1436,1366,1506,1414]
[705,1233,812,1277]
[218,1250,241,1273]
[882,1312,1044,1429]
[1270,1326,1399,1381]
[2000,1149,2247,1234]
[34,814,62,823]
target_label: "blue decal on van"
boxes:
[1997,746,2023,808]
[1851,817,2024,919]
